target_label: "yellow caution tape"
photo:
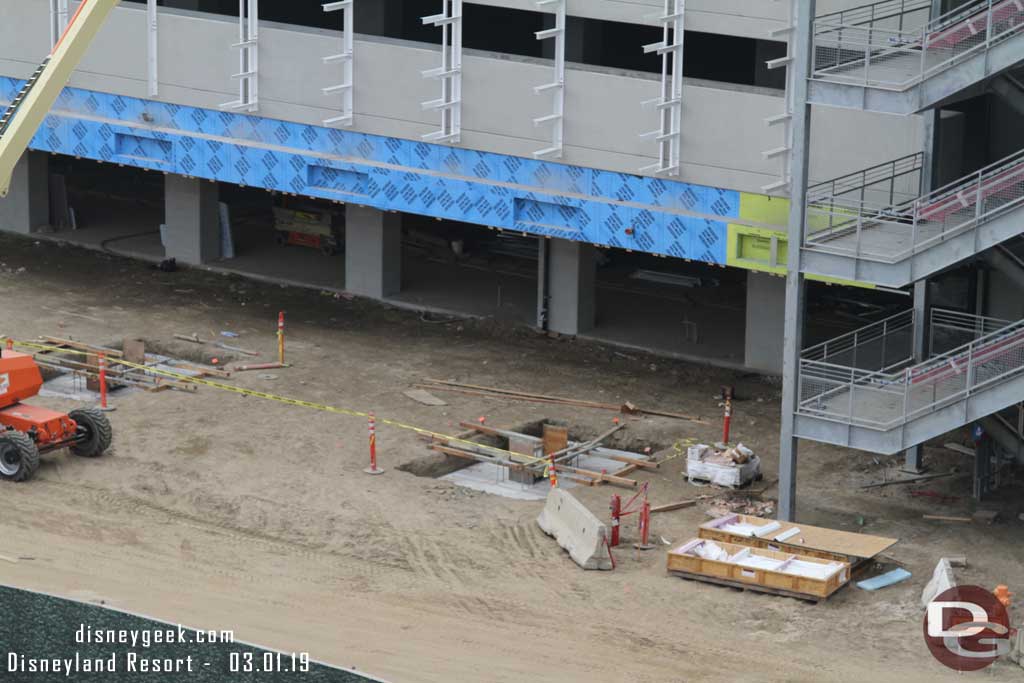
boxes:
[5,338,548,465]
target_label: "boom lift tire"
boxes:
[68,408,112,457]
[0,431,41,482]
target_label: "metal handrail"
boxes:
[804,147,1024,262]
[798,314,1024,430]
[802,308,914,362]
[815,0,931,29]
[812,0,1024,91]
[808,152,923,204]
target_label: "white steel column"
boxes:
[640,0,684,176]
[778,0,816,523]
[49,0,70,49]
[322,1,354,127]
[147,0,159,97]
[533,0,565,159]
[421,0,463,144]
[222,0,259,112]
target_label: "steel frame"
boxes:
[533,0,566,159]
[322,0,355,127]
[421,0,463,144]
[222,0,259,113]
[640,0,684,176]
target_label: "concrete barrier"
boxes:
[536,489,613,570]
[920,557,957,607]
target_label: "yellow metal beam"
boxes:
[0,0,121,197]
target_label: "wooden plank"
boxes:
[699,515,898,561]
[41,336,123,357]
[167,361,232,379]
[122,339,146,364]
[604,454,658,469]
[556,464,638,488]
[542,424,569,456]
[650,499,701,514]
[174,334,207,344]
[860,470,958,489]
[923,515,972,523]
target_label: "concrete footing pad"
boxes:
[536,489,612,570]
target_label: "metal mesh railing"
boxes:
[804,147,1024,262]
[799,313,1024,430]
[812,0,1024,91]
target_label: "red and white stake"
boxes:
[638,500,651,548]
[722,395,733,445]
[98,352,112,411]
[548,451,558,488]
[277,310,285,365]
[609,494,622,547]
[364,412,384,475]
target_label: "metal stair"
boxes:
[0,58,50,138]
[795,308,1024,454]
[809,0,1024,114]
[800,147,1024,287]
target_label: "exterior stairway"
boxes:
[809,0,1024,114]
[800,148,1024,287]
[0,58,50,138]
[795,308,1024,454]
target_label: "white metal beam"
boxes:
[322,0,354,127]
[639,0,684,176]
[147,0,158,97]
[421,1,462,144]
[222,0,259,112]
[533,0,565,159]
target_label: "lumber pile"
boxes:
[415,379,706,424]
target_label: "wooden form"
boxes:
[667,538,851,601]
[699,514,898,565]
[432,422,651,488]
[31,337,225,393]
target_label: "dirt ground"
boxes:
[1,233,1022,683]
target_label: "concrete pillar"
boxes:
[345,205,401,299]
[547,239,595,336]
[744,271,786,374]
[0,152,49,235]
[163,175,220,265]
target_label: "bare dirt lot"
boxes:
[1,233,1022,682]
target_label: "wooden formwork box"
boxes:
[698,514,897,567]
[667,538,851,601]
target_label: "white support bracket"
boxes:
[639,0,684,176]
[322,0,354,127]
[532,0,565,159]
[421,1,463,144]
[146,0,158,97]
[761,1,795,195]
[222,0,259,113]
[49,0,70,50]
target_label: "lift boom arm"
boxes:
[0,0,120,197]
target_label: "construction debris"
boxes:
[856,568,912,591]
[417,378,706,423]
[686,443,761,488]
[650,496,711,514]
[704,497,775,518]
[921,557,958,607]
[860,468,959,489]
[403,388,448,406]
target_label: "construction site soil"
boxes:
[1,233,1022,682]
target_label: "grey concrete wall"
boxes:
[0,152,49,235]
[163,176,221,265]
[345,205,401,299]
[548,239,595,336]
[0,1,923,196]
[744,270,786,374]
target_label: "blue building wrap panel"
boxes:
[1,76,737,264]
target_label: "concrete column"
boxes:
[345,205,401,299]
[547,239,596,336]
[163,175,220,265]
[0,152,49,235]
[744,271,786,374]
